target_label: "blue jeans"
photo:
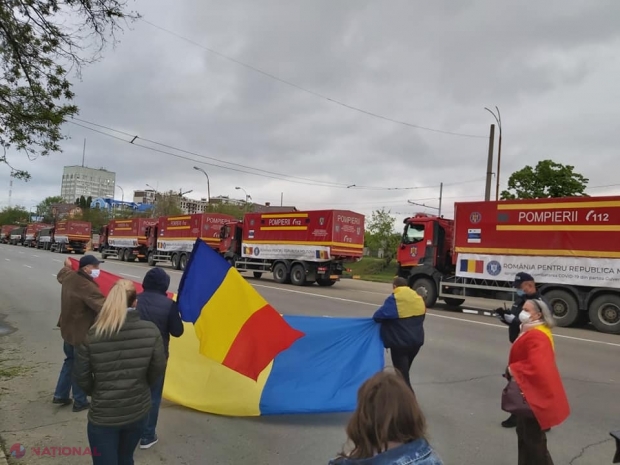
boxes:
[87,416,147,465]
[142,374,165,441]
[53,341,88,407]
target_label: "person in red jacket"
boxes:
[505,298,570,464]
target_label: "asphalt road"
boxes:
[0,244,618,464]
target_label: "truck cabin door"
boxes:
[401,220,440,268]
[219,225,233,254]
[145,226,156,249]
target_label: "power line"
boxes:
[68,117,486,191]
[140,18,487,140]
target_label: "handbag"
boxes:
[501,379,534,417]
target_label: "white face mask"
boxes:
[90,269,101,279]
[519,310,531,324]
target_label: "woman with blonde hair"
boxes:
[74,279,166,465]
[329,370,443,464]
[504,298,570,464]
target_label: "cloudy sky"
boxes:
[3,0,620,226]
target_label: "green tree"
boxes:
[0,1,139,180]
[366,208,400,267]
[36,195,63,222]
[0,206,29,225]
[500,160,589,200]
[152,192,183,218]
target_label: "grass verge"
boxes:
[345,258,398,283]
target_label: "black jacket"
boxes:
[136,269,183,357]
[74,310,166,426]
[502,291,548,343]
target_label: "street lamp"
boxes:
[485,106,502,201]
[116,184,124,203]
[235,186,251,203]
[193,167,211,203]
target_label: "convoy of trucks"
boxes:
[397,195,620,335]
[3,194,620,336]
[218,210,365,286]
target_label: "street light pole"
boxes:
[235,186,249,202]
[193,167,210,203]
[116,185,124,203]
[485,106,502,200]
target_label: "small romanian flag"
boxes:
[460,259,484,274]
[177,239,304,381]
[315,250,329,259]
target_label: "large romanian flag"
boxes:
[177,239,304,381]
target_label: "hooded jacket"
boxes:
[329,438,443,465]
[373,286,426,350]
[136,268,184,357]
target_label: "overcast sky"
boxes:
[3,0,620,226]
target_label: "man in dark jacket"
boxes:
[495,271,547,428]
[53,255,105,412]
[136,268,184,449]
[373,277,426,390]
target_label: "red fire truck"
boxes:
[219,209,365,286]
[99,218,159,262]
[397,195,620,334]
[0,225,17,244]
[50,220,92,254]
[145,213,236,270]
[23,223,52,247]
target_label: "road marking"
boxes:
[18,251,24,254]
[4,258,9,261]
[52,259,62,263]
[33,254,39,257]
[23,265,32,268]
[52,274,57,277]
[120,273,141,279]
[254,284,620,348]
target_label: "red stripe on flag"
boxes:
[222,304,304,381]
[475,260,484,274]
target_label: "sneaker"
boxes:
[72,402,90,413]
[140,436,158,450]
[501,414,517,428]
[52,397,72,406]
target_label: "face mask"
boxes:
[516,289,525,296]
[90,269,100,279]
[518,310,531,324]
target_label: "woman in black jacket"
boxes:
[74,279,166,465]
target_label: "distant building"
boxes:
[180,197,209,214]
[60,166,116,203]
[50,203,83,220]
[133,189,157,205]
[250,202,298,213]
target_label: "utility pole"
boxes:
[485,106,502,200]
[82,139,86,167]
[438,182,443,217]
[484,124,495,201]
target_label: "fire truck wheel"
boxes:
[290,264,307,286]
[171,254,181,270]
[273,263,289,284]
[147,252,155,266]
[544,289,579,327]
[410,277,438,308]
[253,272,263,279]
[589,295,620,334]
[123,249,134,262]
[179,254,188,271]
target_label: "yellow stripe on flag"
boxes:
[193,268,267,363]
[466,260,475,273]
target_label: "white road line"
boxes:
[52,259,62,263]
[253,283,620,348]
[52,274,57,277]
[33,254,39,257]
[120,273,141,279]
[23,265,32,268]
[4,258,9,261]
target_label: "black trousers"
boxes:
[390,346,421,389]
[516,415,554,465]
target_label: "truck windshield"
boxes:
[403,223,425,244]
